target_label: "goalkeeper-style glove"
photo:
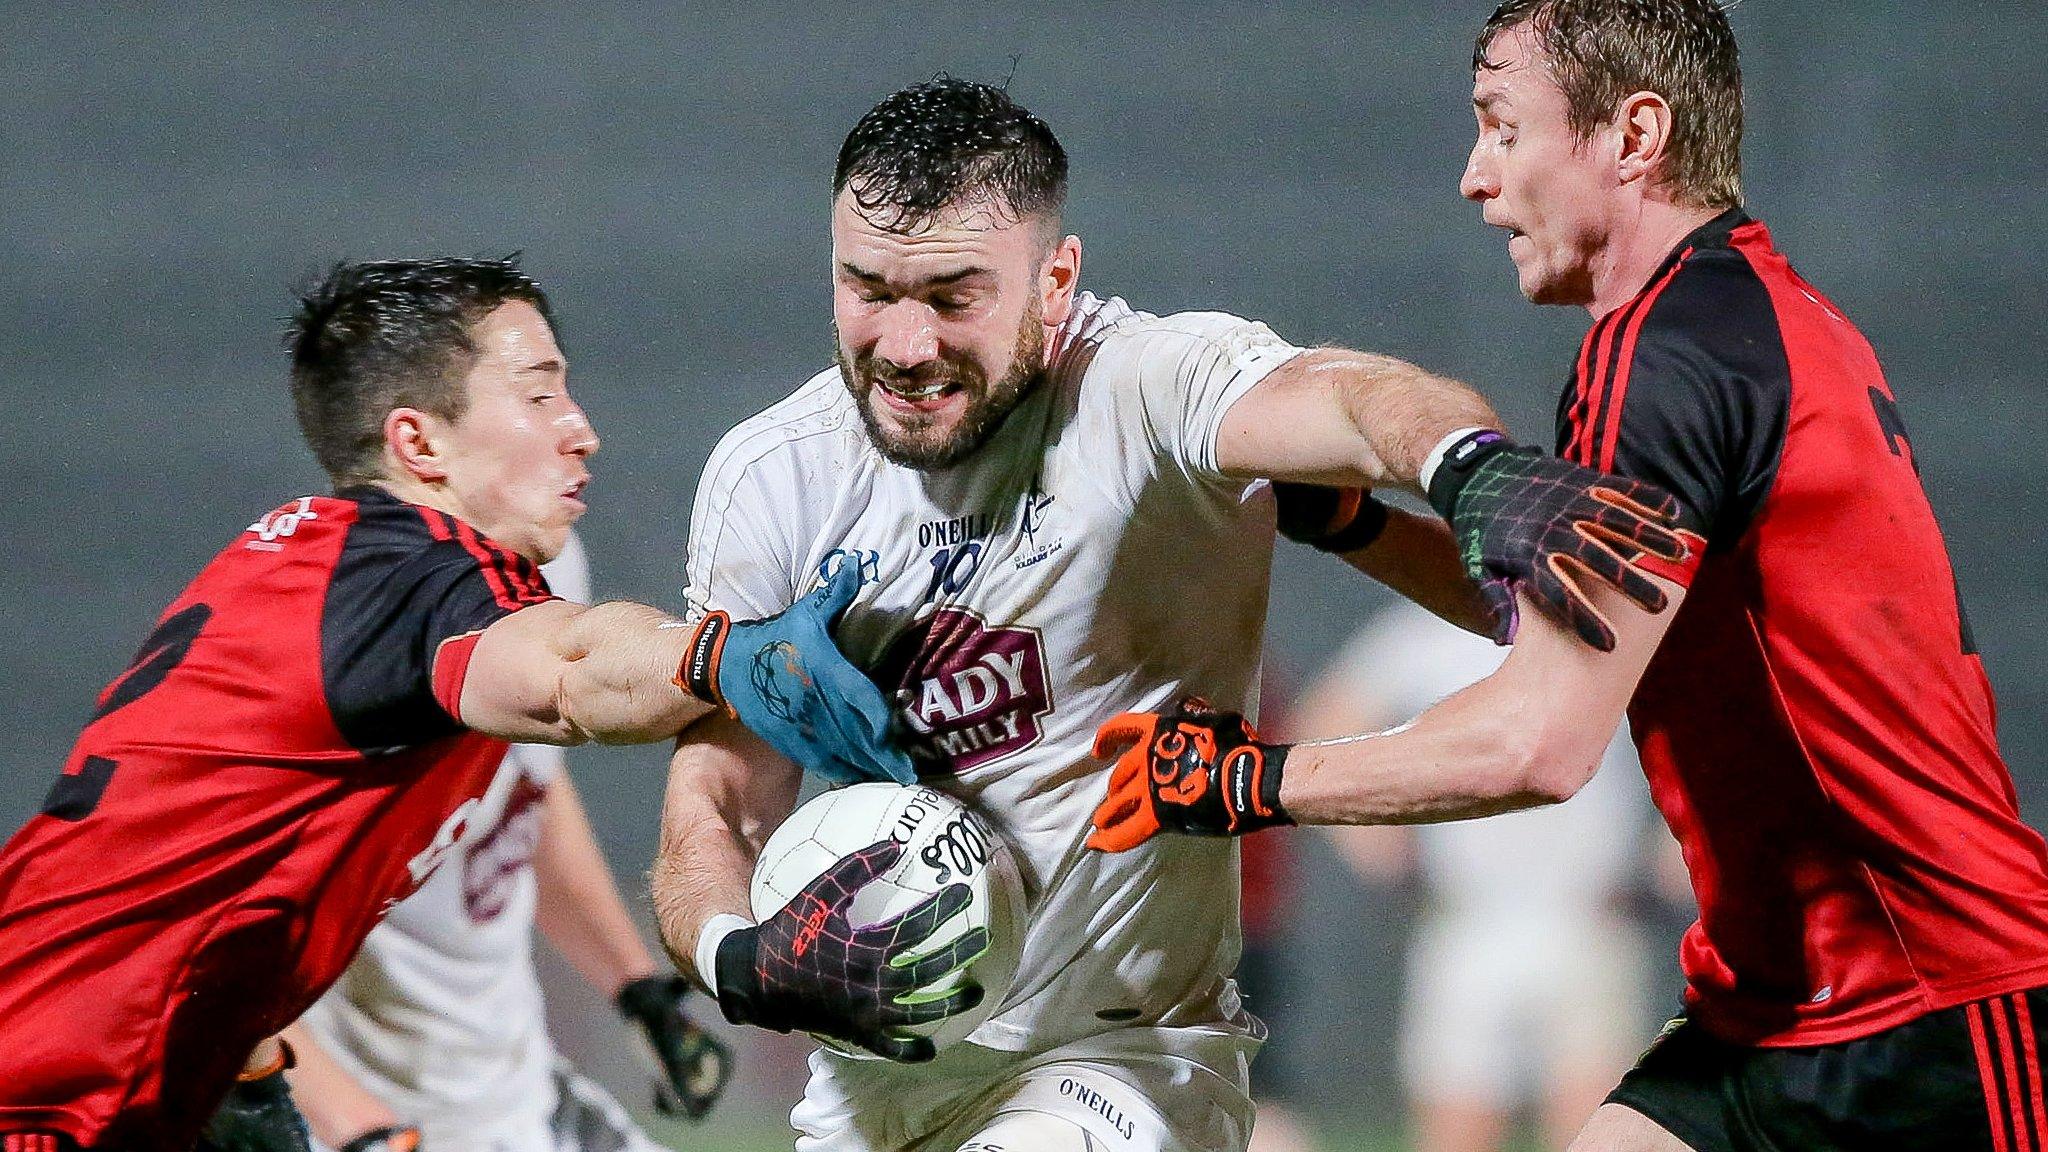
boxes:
[712,838,987,1064]
[1426,430,1689,652]
[1087,698,1292,853]
[197,1056,312,1152]
[678,563,916,786]
[1272,482,1391,554]
[616,975,734,1121]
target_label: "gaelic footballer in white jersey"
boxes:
[298,535,668,1152]
[684,291,1301,1151]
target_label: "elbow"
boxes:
[1491,705,1602,808]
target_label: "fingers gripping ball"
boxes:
[677,565,916,785]
[742,783,1028,1061]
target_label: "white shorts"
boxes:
[1399,907,1650,1107]
[317,1060,665,1152]
[791,1026,1258,1152]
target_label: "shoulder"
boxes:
[1607,226,1789,386]
[699,369,867,498]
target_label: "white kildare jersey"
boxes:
[686,292,1301,1070]
[303,537,626,1149]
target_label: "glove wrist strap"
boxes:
[693,913,753,997]
[713,926,788,1033]
[675,612,731,710]
[1423,429,1514,520]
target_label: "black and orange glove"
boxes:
[1273,482,1390,554]
[1426,431,1689,652]
[337,1127,422,1152]
[1087,698,1292,853]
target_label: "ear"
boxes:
[1615,90,1675,187]
[384,407,451,483]
[1039,234,1084,327]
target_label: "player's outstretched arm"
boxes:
[1089,578,1682,849]
[456,565,915,782]
[276,1024,419,1152]
[1216,350,1689,651]
[533,768,734,1120]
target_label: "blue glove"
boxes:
[678,565,915,784]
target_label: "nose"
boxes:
[1460,137,1498,203]
[872,300,940,369]
[558,400,599,458]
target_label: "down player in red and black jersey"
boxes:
[0,259,917,1152]
[1087,2,2048,1149]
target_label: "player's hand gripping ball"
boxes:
[1087,697,1293,852]
[722,783,1027,1063]
[616,974,734,1121]
[677,564,915,785]
[1426,431,1690,652]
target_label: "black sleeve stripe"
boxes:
[1585,254,1693,473]
[448,517,545,611]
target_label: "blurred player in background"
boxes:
[285,533,733,1152]
[0,259,910,1152]
[652,78,1679,1152]
[1294,600,1661,1152]
[1090,2,2048,1149]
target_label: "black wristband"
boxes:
[617,973,682,1017]
[1313,496,1389,554]
[1424,430,1514,520]
[712,927,785,1032]
[676,612,730,708]
[1273,484,1391,554]
[1260,744,1293,827]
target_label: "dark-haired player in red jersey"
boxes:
[1088,2,2048,1149]
[0,258,922,1152]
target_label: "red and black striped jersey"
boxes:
[0,486,553,1150]
[1557,210,2048,1047]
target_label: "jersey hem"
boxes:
[1695,958,2048,1048]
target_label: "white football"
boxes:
[749,782,1028,1058]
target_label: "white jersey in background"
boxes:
[686,292,1302,1152]
[1324,600,1659,1111]
[301,536,663,1152]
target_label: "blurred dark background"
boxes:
[4,3,2043,1145]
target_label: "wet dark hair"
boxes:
[833,76,1068,232]
[1477,0,1743,209]
[284,256,555,486]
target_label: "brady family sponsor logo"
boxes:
[1058,1077,1137,1141]
[463,772,549,922]
[876,608,1053,774]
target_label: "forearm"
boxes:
[651,717,800,986]
[1326,352,1499,494]
[279,1022,400,1149]
[553,602,714,745]
[534,772,658,996]
[1329,505,1493,637]
[1280,590,1642,825]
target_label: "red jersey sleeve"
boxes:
[321,496,554,751]
[1553,235,1791,584]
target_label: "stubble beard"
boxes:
[835,300,1048,470]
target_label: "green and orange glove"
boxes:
[1426,431,1689,652]
[1086,698,1292,853]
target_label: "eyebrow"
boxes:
[517,357,565,375]
[1473,92,1510,114]
[837,261,995,289]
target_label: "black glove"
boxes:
[713,838,987,1064]
[198,1069,311,1152]
[1273,482,1391,554]
[1087,697,1292,852]
[616,974,734,1121]
[1425,431,1689,651]
[337,1127,422,1152]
